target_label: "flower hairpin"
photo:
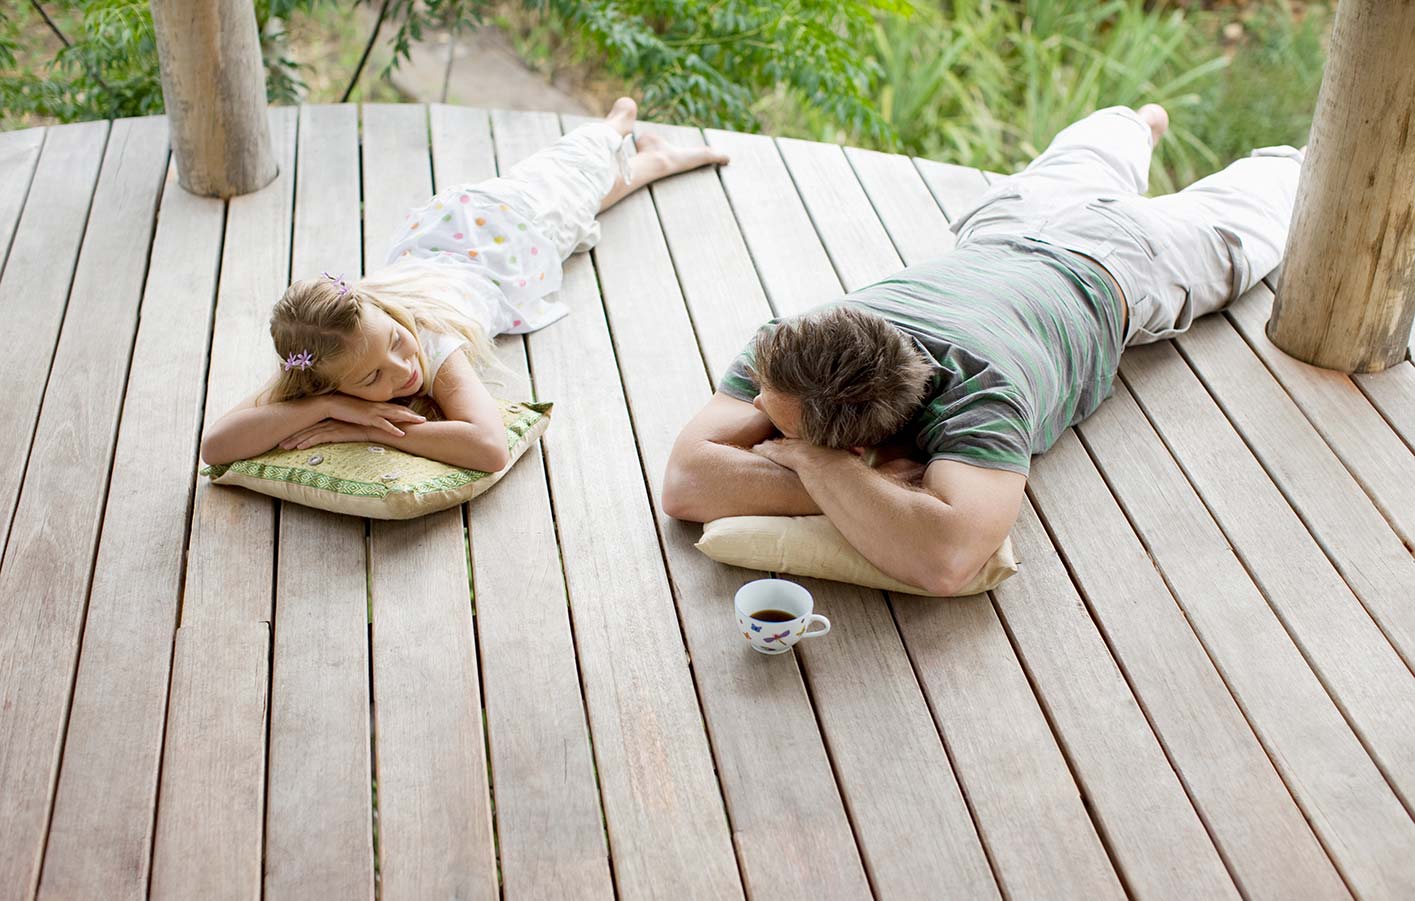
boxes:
[282,349,315,371]
[321,270,350,296]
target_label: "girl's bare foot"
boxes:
[633,132,730,180]
[606,97,638,137]
[1137,103,1169,146]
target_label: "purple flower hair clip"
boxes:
[321,271,350,296]
[282,349,315,372]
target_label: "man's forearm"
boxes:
[793,452,961,593]
[663,441,822,521]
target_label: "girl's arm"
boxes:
[200,376,422,466]
[359,351,512,472]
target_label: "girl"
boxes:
[200,97,728,472]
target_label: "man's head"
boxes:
[750,306,934,448]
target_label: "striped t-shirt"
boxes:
[718,236,1126,476]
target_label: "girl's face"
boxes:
[335,307,422,401]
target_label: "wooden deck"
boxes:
[1,103,1414,900]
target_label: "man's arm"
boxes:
[661,392,823,521]
[757,440,1025,595]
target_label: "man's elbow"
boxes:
[907,550,978,598]
[660,457,706,522]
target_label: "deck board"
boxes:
[445,105,614,900]
[3,102,1414,899]
[0,116,168,898]
[361,102,499,900]
[263,104,375,901]
[39,156,224,900]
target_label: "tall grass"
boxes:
[756,0,1329,194]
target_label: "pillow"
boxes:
[200,400,551,519]
[695,514,1018,597]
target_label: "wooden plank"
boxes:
[488,109,741,898]
[1119,338,1415,811]
[1353,362,1415,455]
[360,102,497,899]
[774,137,900,291]
[687,123,1005,896]
[845,145,956,263]
[890,596,1125,899]
[263,103,374,901]
[1080,379,1415,897]
[1030,432,1346,899]
[0,120,107,560]
[703,128,842,313]
[997,501,1239,897]
[149,106,295,901]
[912,157,990,221]
[0,115,168,899]
[38,157,224,899]
[0,126,44,271]
[182,109,291,626]
[602,120,872,897]
[1173,310,1415,668]
[894,149,1239,893]
[440,104,612,900]
[149,623,270,900]
[1226,286,1415,550]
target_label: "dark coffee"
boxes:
[750,608,797,622]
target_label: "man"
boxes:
[661,105,1304,595]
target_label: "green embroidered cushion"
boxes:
[200,400,551,519]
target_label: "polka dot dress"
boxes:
[384,190,567,336]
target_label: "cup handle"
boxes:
[800,614,831,638]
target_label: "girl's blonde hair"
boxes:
[267,259,497,414]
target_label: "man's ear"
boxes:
[849,446,867,457]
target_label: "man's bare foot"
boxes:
[1137,103,1169,146]
[633,132,731,180]
[606,97,638,137]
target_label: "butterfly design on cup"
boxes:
[764,631,791,644]
[750,624,762,633]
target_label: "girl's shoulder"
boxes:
[418,327,470,391]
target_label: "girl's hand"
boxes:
[280,419,373,451]
[323,394,426,439]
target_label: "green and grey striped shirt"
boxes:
[719,236,1126,476]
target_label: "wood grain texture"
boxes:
[263,104,374,901]
[1030,432,1344,900]
[1120,338,1415,811]
[1353,362,1415,454]
[912,158,990,221]
[38,156,224,900]
[360,102,498,900]
[997,500,1239,898]
[149,624,270,900]
[183,108,295,626]
[0,115,168,900]
[699,123,1001,897]
[597,119,872,899]
[1175,310,1415,669]
[1228,287,1415,551]
[0,126,44,271]
[148,0,276,196]
[844,145,956,263]
[1081,378,1415,897]
[0,120,107,564]
[441,104,613,901]
[831,144,1121,900]
[494,110,741,899]
[704,128,843,313]
[1267,0,1415,371]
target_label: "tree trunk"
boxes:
[149,0,277,198]
[1267,0,1415,373]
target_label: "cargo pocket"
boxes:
[1085,197,1160,260]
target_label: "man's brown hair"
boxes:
[752,305,934,448]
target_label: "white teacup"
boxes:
[734,579,831,655]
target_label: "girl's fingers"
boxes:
[377,418,405,437]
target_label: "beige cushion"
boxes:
[200,400,550,519]
[696,514,1018,596]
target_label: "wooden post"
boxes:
[1267,0,1415,373]
[149,0,277,197]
